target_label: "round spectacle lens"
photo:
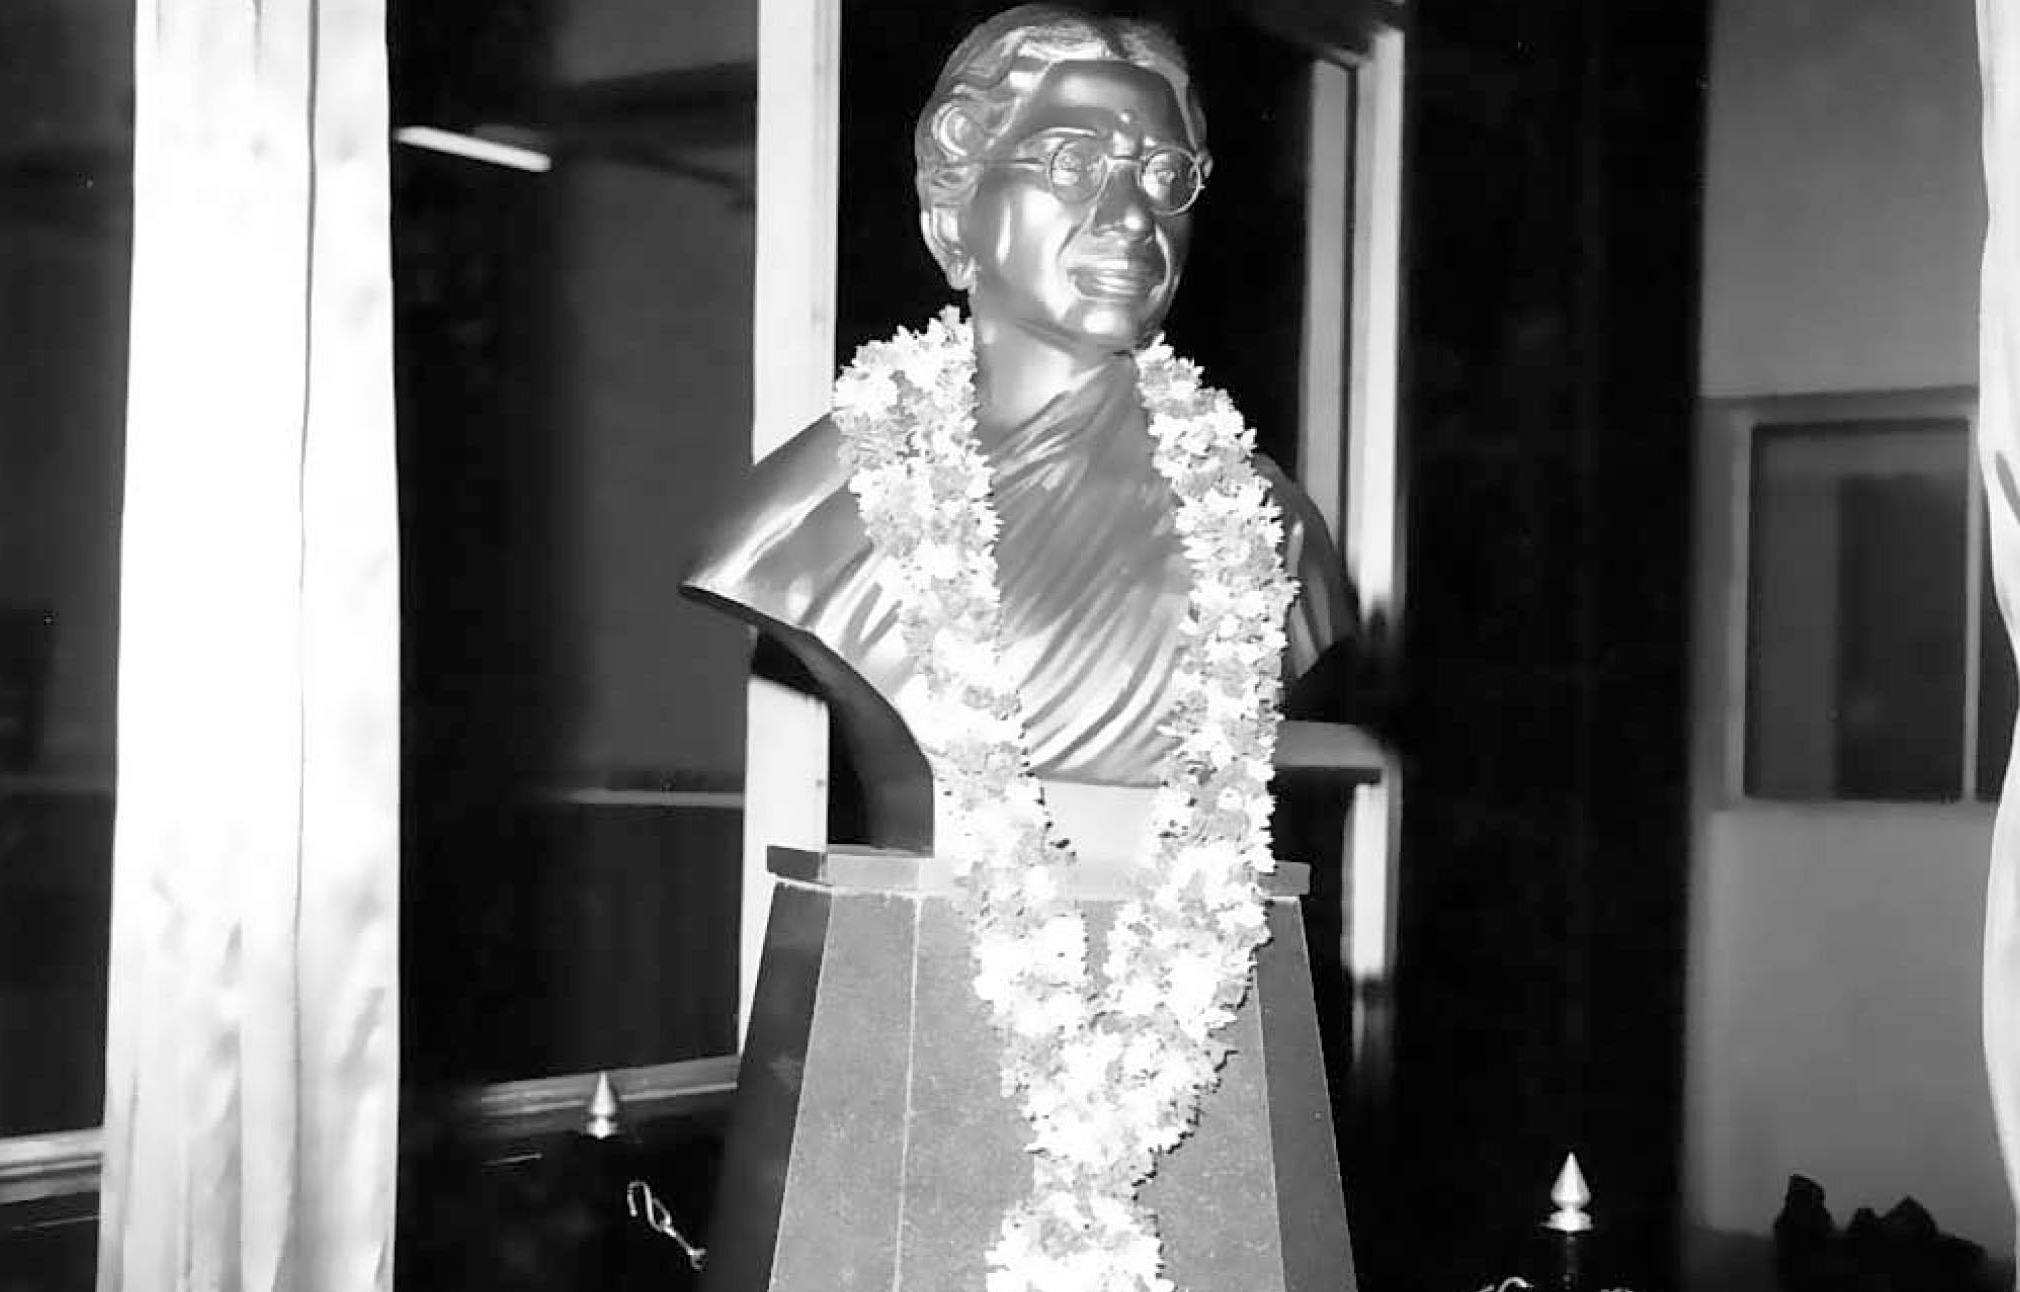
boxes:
[1138,148,1202,214]
[1044,138,1108,204]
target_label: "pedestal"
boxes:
[702,848,1358,1292]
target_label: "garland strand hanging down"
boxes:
[835,309,1297,1292]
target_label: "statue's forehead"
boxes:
[1004,60,1193,148]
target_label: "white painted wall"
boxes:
[1690,0,2011,1257]
[1699,0,1981,399]
[1688,807,2008,1246]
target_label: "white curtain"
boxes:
[1981,0,2020,1260]
[97,0,400,1287]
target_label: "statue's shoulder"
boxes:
[745,414,851,504]
[1252,453,1303,514]
[1251,452,1357,673]
[682,414,860,614]
[1251,454,1330,565]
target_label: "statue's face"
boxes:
[958,60,1197,354]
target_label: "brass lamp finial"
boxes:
[585,1070,623,1140]
[1545,1153,1593,1234]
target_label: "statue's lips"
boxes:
[1068,260,1162,301]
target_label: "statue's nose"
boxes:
[1089,160,1155,239]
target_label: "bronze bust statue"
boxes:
[684,5,1356,857]
[686,15,1367,1290]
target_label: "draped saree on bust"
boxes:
[687,350,1351,787]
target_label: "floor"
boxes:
[1681,1229,1777,1292]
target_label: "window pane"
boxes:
[1745,421,1969,800]
[0,0,131,1135]
[395,0,755,1086]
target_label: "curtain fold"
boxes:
[1981,0,2020,1261]
[97,0,399,1288]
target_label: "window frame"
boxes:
[1707,385,1997,807]
[1299,18,1408,1000]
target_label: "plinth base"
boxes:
[702,848,1357,1292]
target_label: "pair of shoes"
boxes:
[1771,1175,1996,1292]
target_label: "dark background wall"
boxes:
[1383,1,1705,1287]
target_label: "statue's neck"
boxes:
[969,310,1137,448]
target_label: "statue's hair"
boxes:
[913,5,1206,213]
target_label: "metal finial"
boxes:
[585,1070,623,1140]
[1545,1153,1593,1233]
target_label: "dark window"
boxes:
[1744,417,2013,802]
[393,0,756,1089]
[0,0,132,1136]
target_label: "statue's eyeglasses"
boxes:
[989,136,1207,216]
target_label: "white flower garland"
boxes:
[835,309,1296,1292]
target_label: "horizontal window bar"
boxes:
[0,1055,742,1206]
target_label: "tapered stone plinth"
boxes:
[702,847,1357,1292]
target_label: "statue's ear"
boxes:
[919,97,990,291]
[920,203,973,292]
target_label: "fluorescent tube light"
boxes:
[393,126,552,173]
